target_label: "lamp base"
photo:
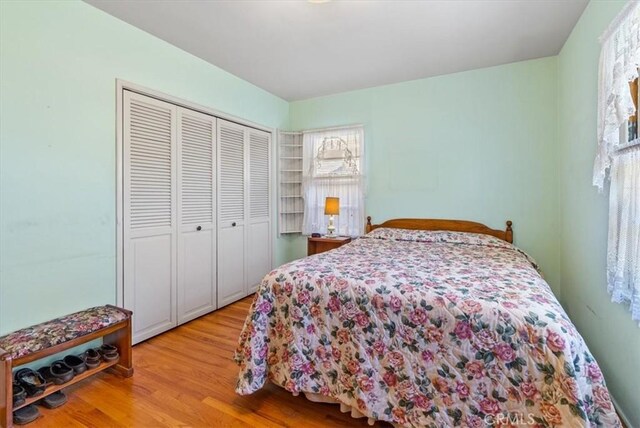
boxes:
[327,215,335,236]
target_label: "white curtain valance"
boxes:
[593,1,640,190]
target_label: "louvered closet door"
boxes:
[177,108,217,324]
[247,129,272,293]
[123,91,177,344]
[217,119,247,308]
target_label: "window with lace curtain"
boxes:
[301,126,365,236]
[593,2,640,325]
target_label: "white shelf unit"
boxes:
[279,131,304,234]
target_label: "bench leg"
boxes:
[104,318,133,378]
[1,352,12,428]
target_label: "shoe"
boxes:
[38,391,67,409]
[100,352,119,362]
[99,344,118,357]
[38,361,74,385]
[63,355,87,374]
[83,349,101,369]
[13,404,40,425]
[12,382,26,407]
[53,360,75,382]
[99,344,119,362]
[14,369,46,397]
[36,366,54,387]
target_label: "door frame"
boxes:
[115,79,276,308]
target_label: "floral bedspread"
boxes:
[235,228,620,427]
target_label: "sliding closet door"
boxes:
[123,91,177,343]
[217,120,247,307]
[247,129,272,293]
[177,108,217,324]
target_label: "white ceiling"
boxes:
[86,0,588,101]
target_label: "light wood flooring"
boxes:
[29,296,385,427]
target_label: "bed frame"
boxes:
[365,216,513,243]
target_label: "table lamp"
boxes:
[324,197,340,236]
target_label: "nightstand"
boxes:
[307,236,352,256]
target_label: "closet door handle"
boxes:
[232,222,237,227]
[196,226,202,231]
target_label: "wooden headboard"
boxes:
[365,216,513,243]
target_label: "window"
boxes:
[594,2,639,325]
[301,126,365,236]
[621,77,638,143]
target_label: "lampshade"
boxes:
[324,197,340,215]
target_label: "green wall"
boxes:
[0,0,289,335]
[289,57,561,293]
[558,1,639,426]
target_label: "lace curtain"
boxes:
[593,1,639,190]
[302,126,365,236]
[594,2,640,325]
[608,147,640,325]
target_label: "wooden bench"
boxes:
[0,305,133,427]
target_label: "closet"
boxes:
[122,90,271,344]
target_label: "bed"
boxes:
[235,217,621,427]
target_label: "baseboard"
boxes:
[611,394,634,428]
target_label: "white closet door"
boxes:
[217,119,247,307]
[123,91,177,344]
[177,108,217,324]
[247,129,272,293]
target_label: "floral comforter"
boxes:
[235,228,620,427]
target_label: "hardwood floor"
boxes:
[30,296,387,427]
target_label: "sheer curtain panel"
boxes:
[302,126,365,237]
[608,147,640,325]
